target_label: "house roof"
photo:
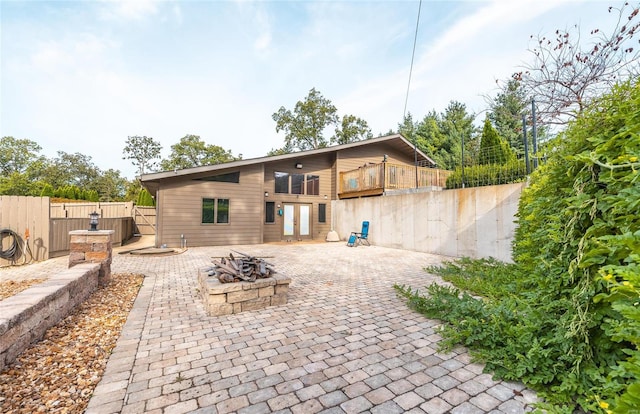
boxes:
[140,134,435,185]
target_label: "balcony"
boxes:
[338,163,452,199]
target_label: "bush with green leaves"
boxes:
[397,80,639,412]
[445,159,527,188]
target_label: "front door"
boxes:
[283,203,312,241]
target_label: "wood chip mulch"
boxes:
[0,273,144,414]
[0,279,47,301]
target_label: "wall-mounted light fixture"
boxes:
[264,191,269,197]
[295,163,303,169]
[324,195,328,200]
[89,211,99,231]
[383,154,388,162]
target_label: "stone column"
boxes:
[68,230,114,287]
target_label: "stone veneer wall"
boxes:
[198,270,291,316]
[0,263,100,372]
[68,230,114,286]
[0,229,114,372]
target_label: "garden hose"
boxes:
[0,229,19,259]
[0,228,31,265]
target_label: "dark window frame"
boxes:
[275,172,289,193]
[216,198,229,224]
[194,171,240,183]
[319,203,327,223]
[265,201,275,224]
[201,197,230,224]
[202,198,215,224]
[291,173,304,195]
[306,174,320,195]
[274,171,321,196]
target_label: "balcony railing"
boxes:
[338,163,452,198]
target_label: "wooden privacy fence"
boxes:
[2,197,155,264]
[49,217,134,257]
[133,206,156,235]
[50,201,134,219]
[0,196,51,266]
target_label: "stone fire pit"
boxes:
[198,252,291,316]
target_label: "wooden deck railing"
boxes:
[339,163,451,198]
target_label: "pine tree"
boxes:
[478,118,515,165]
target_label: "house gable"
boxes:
[141,134,431,247]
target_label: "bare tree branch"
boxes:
[512,2,640,125]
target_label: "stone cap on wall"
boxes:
[69,230,115,235]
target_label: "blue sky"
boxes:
[1,0,618,179]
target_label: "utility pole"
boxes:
[461,131,465,188]
[531,98,538,169]
[414,136,419,189]
[522,114,530,175]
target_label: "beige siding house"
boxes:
[140,134,435,248]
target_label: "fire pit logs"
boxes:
[207,250,275,283]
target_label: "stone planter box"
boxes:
[198,270,291,316]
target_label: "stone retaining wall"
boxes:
[0,263,100,372]
[198,270,291,316]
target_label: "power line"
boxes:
[404,0,423,187]
[403,0,422,119]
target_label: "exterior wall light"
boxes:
[264,191,269,197]
[89,211,99,231]
[295,163,303,169]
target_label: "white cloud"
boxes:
[415,0,563,73]
[1,0,618,179]
[253,7,273,54]
[172,4,183,26]
[99,0,159,20]
[30,40,70,70]
[337,0,589,133]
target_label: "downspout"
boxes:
[154,188,160,248]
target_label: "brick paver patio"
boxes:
[3,242,538,413]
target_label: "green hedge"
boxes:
[397,80,640,412]
[445,159,527,188]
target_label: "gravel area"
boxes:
[0,279,46,301]
[0,273,144,413]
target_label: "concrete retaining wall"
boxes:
[333,182,525,262]
[0,263,100,372]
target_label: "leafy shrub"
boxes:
[445,159,527,188]
[397,80,640,412]
[40,183,54,197]
[86,189,99,202]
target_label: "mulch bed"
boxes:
[0,273,144,413]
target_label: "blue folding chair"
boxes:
[347,221,370,247]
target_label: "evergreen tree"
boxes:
[414,111,458,170]
[478,118,515,165]
[397,112,416,143]
[488,79,528,154]
[136,188,155,206]
[40,183,54,197]
[439,101,478,165]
